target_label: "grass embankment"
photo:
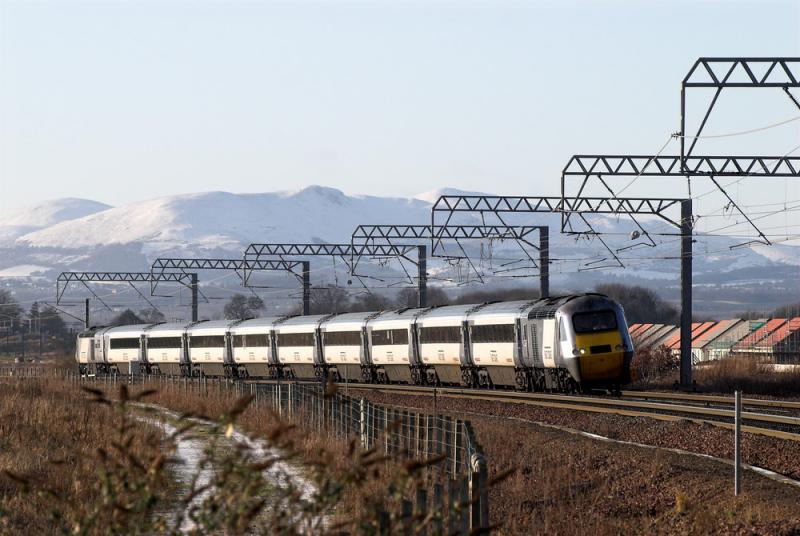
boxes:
[633,352,800,398]
[0,378,473,534]
[0,378,173,534]
[355,389,800,535]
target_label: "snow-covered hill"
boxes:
[0,198,111,245]
[0,186,798,317]
[16,187,432,254]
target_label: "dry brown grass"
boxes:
[693,357,800,397]
[0,378,171,534]
[633,353,800,397]
[0,377,483,534]
[353,389,800,535]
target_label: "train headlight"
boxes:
[579,347,587,355]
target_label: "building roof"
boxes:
[665,322,716,350]
[642,325,678,348]
[734,318,787,350]
[755,317,800,349]
[691,319,743,349]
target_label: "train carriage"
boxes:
[466,301,532,388]
[76,326,109,375]
[186,320,237,377]
[416,304,487,386]
[103,324,152,375]
[144,322,192,376]
[273,315,331,379]
[319,311,381,382]
[366,308,427,384]
[229,316,288,378]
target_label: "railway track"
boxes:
[249,380,800,441]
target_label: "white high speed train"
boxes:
[76,294,634,392]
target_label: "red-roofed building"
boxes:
[733,318,787,354]
[752,317,800,363]
[690,319,750,362]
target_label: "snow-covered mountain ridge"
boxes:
[1,186,798,317]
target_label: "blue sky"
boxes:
[2,0,799,237]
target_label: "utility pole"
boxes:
[538,227,549,299]
[84,298,90,329]
[302,261,310,315]
[680,199,693,387]
[417,245,427,308]
[190,273,198,322]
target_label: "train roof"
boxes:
[145,322,193,336]
[467,300,537,324]
[274,314,331,332]
[104,324,155,337]
[321,311,382,331]
[229,316,290,334]
[417,304,486,326]
[367,307,428,328]
[186,320,238,335]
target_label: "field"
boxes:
[2,373,800,534]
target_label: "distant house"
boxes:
[751,317,800,364]
[732,318,787,356]
[690,319,750,362]
[666,322,716,357]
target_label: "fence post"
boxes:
[415,487,428,535]
[432,483,443,535]
[360,398,367,449]
[735,389,742,496]
[459,475,470,533]
[470,451,488,531]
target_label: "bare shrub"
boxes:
[631,345,677,385]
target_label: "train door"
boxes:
[541,319,557,368]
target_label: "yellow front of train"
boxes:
[559,295,634,389]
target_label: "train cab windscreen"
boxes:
[571,311,617,333]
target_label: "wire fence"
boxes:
[5,367,492,533]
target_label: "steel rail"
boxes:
[323,383,800,439]
[622,390,800,410]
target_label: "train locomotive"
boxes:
[76,293,634,393]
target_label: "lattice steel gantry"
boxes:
[151,257,310,314]
[351,224,551,298]
[243,243,424,307]
[56,271,200,322]
[681,58,800,165]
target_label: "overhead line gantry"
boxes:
[151,257,311,315]
[243,243,425,307]
[350,224,551,298]
[56,271,200,322]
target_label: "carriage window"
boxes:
[324,331,362,346]
[278,332,315,347]
[420,326,462,344]
[233,335,246,347]
[471,324,515,343]
[190,335,226,348]
[572,311,618,334]
[248,334,269,347]
[110,337,140,350]
[147,337,182,349]
[371,329,409,346]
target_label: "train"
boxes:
[75,294,634,393]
